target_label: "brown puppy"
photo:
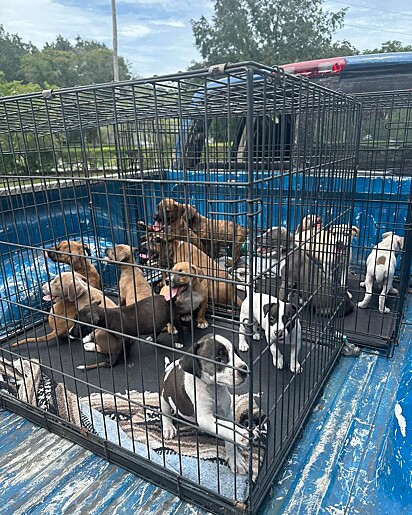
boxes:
[155,198,247,263]
[13,272,117,347]
[104,245,152,305]
[160,262,209,331]
[153,198,205,251]
[45,240,101,290]
[141,231,242,308]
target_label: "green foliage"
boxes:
[0,71,48,96]
[191,0,358,67]
[364,40,412,55]
[21,35,131,88]
[0,25,36,82]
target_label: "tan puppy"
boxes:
[154,198,247,263]
[104,245,152,305]
[13,272,117,348]
[153,198,205,251]
[45,240,101,290]
[160,262,209,331]
[141,231,242,308]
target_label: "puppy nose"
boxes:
[239,363,249,373]
[165,277,170,285]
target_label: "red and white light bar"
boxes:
[281,57,346,77]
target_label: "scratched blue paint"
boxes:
[263,295,412,514]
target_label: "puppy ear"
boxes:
[263,303,272,317]
[114,247,127,262]
[191,264,198,275]
[180,343,202,378]
[382,231,393,239]
[82,243,91,256]
[68,277,87,302]
[184,204,197,221]
[395,236,404,250]
[351,226,360,237]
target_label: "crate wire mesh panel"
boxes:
[0,63,361,513]
[342,90,412,354]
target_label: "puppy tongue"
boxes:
[139,253,149,260]
[164,287,180,302]
[43,294,53,302]
[153,221,163,232]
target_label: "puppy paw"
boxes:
[166,323,178,335]
[227,453,248,475]
[162,424,177,440]
[82,334,94,344]
[252,332,261,341]
[290,362,302,374]
[181,315,192,322]
[273,355,284,370]
[83,342,97,352]
[390,287,399,295]
[197,321,209,329]
[357,301,366,309]
[380,307,391,314]
[359,281,365,288]
[347,291,353,299]
[238,341,249,352]
[174,341,184,349]
[146,335,154,342]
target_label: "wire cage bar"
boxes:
[0,62,369,513]
[341,90,412,354]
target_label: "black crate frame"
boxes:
[342,90,412,355]
[0,62,369,514]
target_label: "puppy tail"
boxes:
[375,265,386,285]
[164,356,171,369]
[11,330,59,347]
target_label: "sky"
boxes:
[0,0,412,79]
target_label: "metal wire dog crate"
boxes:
[0,62,362,513]
[342,90,412,354]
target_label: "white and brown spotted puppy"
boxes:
[161,334,250,475]
[239,292,302,374]
[161,261,209,330]
[358,231,404,313]
[104,245,152,305]
[45,240,101,290]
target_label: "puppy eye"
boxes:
[215,356,222,363]
[178,269,183,272]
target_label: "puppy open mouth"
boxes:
[163,285,187,301]
[42,294,60,303]
[152,220,163,232]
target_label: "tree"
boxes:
[0,71,48,96]
[20,35,131,88]
[0,25,36,82]
[364,40,412,54]
[191,0,357,67]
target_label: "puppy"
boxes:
[263,226,354,316]
[160,334,249,474]
[358,231,404,313]
[104,245,152,305]
[238,292,302,373]
[141,231,242,308]
[152,198,205,251]
[70,295,184,367]
[155,198,247,264]
[161,262,209,329]
[294,216,359,282]
[45,240,101,290]
[14,272,118,350]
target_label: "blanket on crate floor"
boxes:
[0,355,266,503]
[81,390,267,501]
